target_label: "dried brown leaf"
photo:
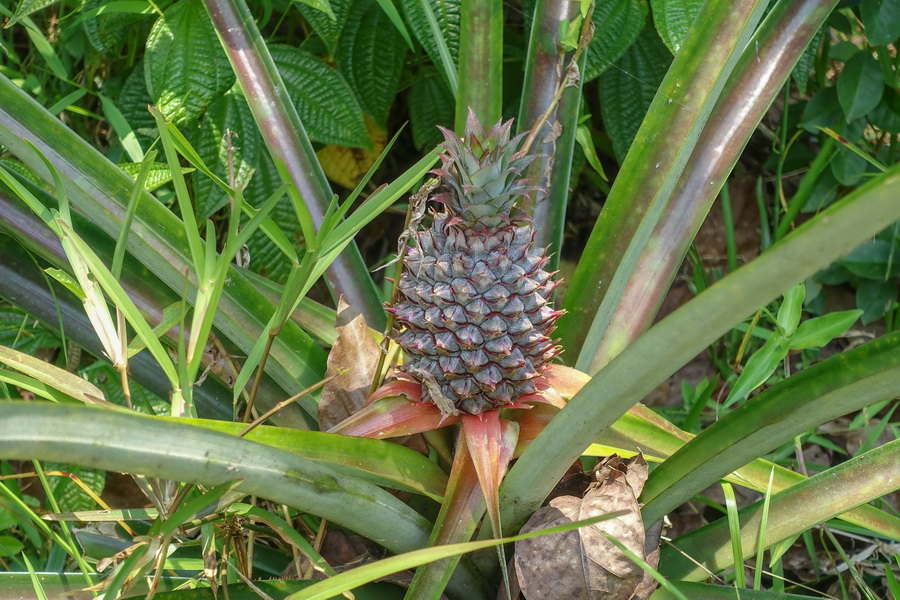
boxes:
[514,455,656,600]
[318,297,382,431]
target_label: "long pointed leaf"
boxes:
[501,162,900,535]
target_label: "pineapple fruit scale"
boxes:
[389,112,564,416]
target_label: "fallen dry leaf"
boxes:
[318,297,382,431]
[514,455,657,600]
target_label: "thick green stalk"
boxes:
[202,0,386,330]
[455,0,503,130]
[500,163,900,535]
[516,0,585,270]
[558,0,768,361]
[585,0,837,372]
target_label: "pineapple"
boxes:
[390,112,563,415]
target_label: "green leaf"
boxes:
[584,0,647,81]
[144,0,236,124]
[288,512,622,600]
[641,330,900,526]
[269,44,369,148]
[118,162,193,192]
[188,89,260,218]
[44,267,85,300]
[0,535,25,557]
[792,26,823,96]
[336,0,407,129]
[82,0,149,56]
[658,439,900,581]
[171,417,448,501]
[857,278,898,325]
[775,283,805,336]
[838,238,899,279]
[297,0,352,57]
[722,332,790,408]
[789,309,862,350]
[836,50,884,123]
[0,403,436,557]
[599,26,672,162]
[118,62,157,144]
[861,0,900,46]
[400,0,460,78]
[291,0,336,21]
[7,0,57,27]
[0,345,107,406]
[650,0,704,54]
[408,68,455,150]
[43,463,106,513]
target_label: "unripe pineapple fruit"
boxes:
[390,112,564,415]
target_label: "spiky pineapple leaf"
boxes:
[400,0,460,78]
[408,68,454,150]
[188,89,260,218]
[144,0,236,125]
[584,0,648,82]
[336,0,407,129]
[650,0,704,54]
[599,27,672,162]
[269,44,370,149]
[297,0,353,58]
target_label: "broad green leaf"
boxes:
[789,309,861,349]
[291,0,336,21]
[860,0,900,46]
[836,50,884,123]
[856,278,899,325]
[650,0,703,54]
[400,0,461,78]
[82,0,149,56]
[0,535,25,557]
[269,44,369,148]
[658,439,900,581]
[8,0,57,27]
[144,0,236,124]
[599,27,672,162]
[42,462,105,514]
[0,403,435,557]
[775,283,804,336]
[584,0,647,81]
[838,238,900,279]
[169,417,448,501]
[118,162,193,192]
[792,26,823,96]
[336,0,407,129]
[408,68,454,150]
[869,89,900,134]
[722,332,789,408]
[297,0,352,57]
[117,61,157,144]
[188,89,260,218]
[641,330,900,525]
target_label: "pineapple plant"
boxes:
[389,111,564,415]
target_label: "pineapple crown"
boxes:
[432,109,541,227]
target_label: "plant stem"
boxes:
[455,0,503,130]
[202,0,386,330]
